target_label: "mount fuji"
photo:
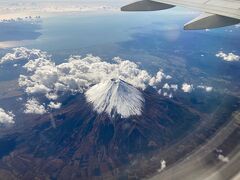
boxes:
[85,79,144,119]
[0,81,200,179]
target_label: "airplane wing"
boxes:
[121,0,240,30]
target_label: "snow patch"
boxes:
[85,79,144,118]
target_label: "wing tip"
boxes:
[121,0,175,12]
[184,13,240,30]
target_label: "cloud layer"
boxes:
[19,54,171,100]
[17,50,172,116]
[0,108,15,124]
[181,83,194,93]
[181,84,213,93]
[1,47,214,117]
[216,51,240,62]
[0,47,49,64]
[197,85,213,92]
[24,98,47,115]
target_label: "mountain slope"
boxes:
[0,88,201,180]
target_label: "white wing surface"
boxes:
[121,0,240,30]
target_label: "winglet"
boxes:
[184,13,240,30]
[121,0,174,11]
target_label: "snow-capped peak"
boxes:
[85,78,145,118]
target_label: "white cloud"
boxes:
[181,83,193,93]
[0,16,41,23]
[46,93,58,100]
[216,149,223,153]
[149,69,170,86]
[17,97,23,101]
[165,75,172,79]
[216,51,240,62]
[24,98,47,115]
[205,87,213,92]
[163,92,168,97]
[0,2,118,16]
[197,85,213,92]
[0,47,50,64]
[158,160,167,172]
[23,58,54,72]
[170,84,178,91]
[0,108,15,124]
[163,83,170,90]
[1,47,174,118]
[48,102,62,109]
[157,84,178,98]
[19,53,171,99]
[218,154,229,163]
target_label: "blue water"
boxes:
[23,10,198,61]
